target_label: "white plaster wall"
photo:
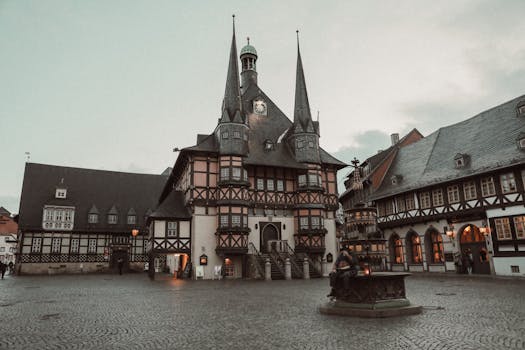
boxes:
[247,215,294,251]
[154,221,165,238]
[493,257,525,277]
[487,205,525,218]
[192,209,219,279]
[180,221,190,236]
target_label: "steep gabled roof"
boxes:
[340,129,423,200]
[18,163,167,232]
[149,190,191,220]
[372,95,525,200]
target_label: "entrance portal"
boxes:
[260,222,281,253]
[110,249,129,274]
[459,224,490,275]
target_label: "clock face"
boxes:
[253,100,267,115]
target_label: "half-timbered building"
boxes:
[339,130,423,270]
[17,163,166,274]
[371,95,525,276]
[148,24,346,279]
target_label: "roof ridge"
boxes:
[26,162,163,177]
[422,128,443,174]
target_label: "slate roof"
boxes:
[149,191,191,220]
[339,129,422,200]
[0,207,10,217]
[371,95,525,200]
[179,83,346,170]
[18,163,167,233]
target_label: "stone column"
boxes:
[265,258,272,281]
[321,257,329,277]
[285,258,292,280]
[303,258,310,279]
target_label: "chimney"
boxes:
[391,133,400,145]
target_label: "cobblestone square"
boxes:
[0,274,524,350]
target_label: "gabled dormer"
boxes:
[55,178,67,199]
[454,153,470,169]
[88,205,99,224]
[516,132,525,150]
[127,208,137,225]
[516,101,525,117]
[108,205,118,224]
[391,174,403,185]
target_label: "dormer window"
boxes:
[454,153,470,168]
[108,214,118,224]
[127,208,137,225]
[264,140,274,151]
[516,132,525,150]
[233,131,241,139]
[108,205,118,224]
[297,140,304,149]
[517,102,525,117]
[56,188,67,199]
[391,175,402,185]
[222,132,229,139]
[88,213,98,224]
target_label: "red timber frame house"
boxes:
[148,20,346,279]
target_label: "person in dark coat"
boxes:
[117,258,124,275]
[0,262,6,279]
[328,246,359,297]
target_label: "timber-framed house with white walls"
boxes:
[17,163,166,274]
[371,95,525,277]
[148,21,346,279]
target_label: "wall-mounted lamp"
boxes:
[444,224,455,239]
[479,220,491,236]
[131,229,139,237]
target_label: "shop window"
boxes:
[410,234,422,264]
[430,232,444,263]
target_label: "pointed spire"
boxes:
[221,15,243,123]
[293,30,314,132]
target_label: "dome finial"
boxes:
[247,36,250,45]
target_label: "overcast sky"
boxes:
[1,0,525,214]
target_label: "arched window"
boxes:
[430,231,444,263]
[460,225,484,243]
[410,233,423,264]
[390,234,404,264]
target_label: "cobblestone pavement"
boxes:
[0,273,524,350]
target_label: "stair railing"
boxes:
[284,240,323,277]
[248,242,265,278]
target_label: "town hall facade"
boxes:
[16,21,346,279]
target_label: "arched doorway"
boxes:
[260,223,280,253]
[459,224,490,274]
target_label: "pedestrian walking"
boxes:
[8,261,14,275]
[463,249,474,274]
[117,257,124,275]
[0,262,6,279]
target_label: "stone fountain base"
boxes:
[318,272,422,318]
